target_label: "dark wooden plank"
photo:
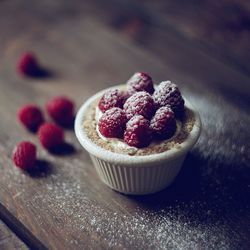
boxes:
[0,1,249,249]
[0,204,47,249]
[0,220,27,250]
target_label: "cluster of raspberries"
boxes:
[13,95,74,170]
[13,52,76,170]
[98,72,185,148]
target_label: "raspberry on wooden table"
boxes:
[98,107,127,138]
[98,89,126,113]
[12,141,37,170]
[123,91,155,120]
[127,72,154,95]
[17,52,40,76]
[38,123,64,150]
[18,104,44,132]
[150,106,176,140]
[46,96,74,127]
[153,81,185,118]
[124,115,151,148]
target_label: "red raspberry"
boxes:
[46,96,74,127]
[127,72,154,95]
[124,115,151,148]
[98,107,127,138]
[123,91,155,120]
[153,81,185,118]
[150,106,176,140]
[98,89,126,113]
[38,123,64,150]
[17,52,40,76]
[18,104,44,132]
[12,141,36,170]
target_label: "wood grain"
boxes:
[0,204,46,249]
[0,0,249,249]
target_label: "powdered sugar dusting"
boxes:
[153,81,185,117]
[1,109,249,249]
[98,107,127,138]
[77,91,249,248]
[127,72,154,95]
[1,86,249,249]
[27,172,238,249]
[150,106,176,139]
[124,115,151,148]
[98,89,125,112]
[21,167,234,249]
[124,91,155,119]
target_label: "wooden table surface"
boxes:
[0,1,249,249]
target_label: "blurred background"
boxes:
[1,0,250,73]
[103,0,250,74]
[1,0,250,107]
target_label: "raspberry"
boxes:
[127,72,154,95]
[38,123,64,150]
[46,96,74,127]
[98,89,126,113]
[124,115,151,148]
[123,91,155,120]
[153,81,185,118]
[17,52,41,76]
[18,104,44,132]
[98,107,127,138]
[150,106,176,140]
[12,141,36,170]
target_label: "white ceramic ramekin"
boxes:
[75,87,201,195]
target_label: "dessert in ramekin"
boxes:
[75,73,201,195]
